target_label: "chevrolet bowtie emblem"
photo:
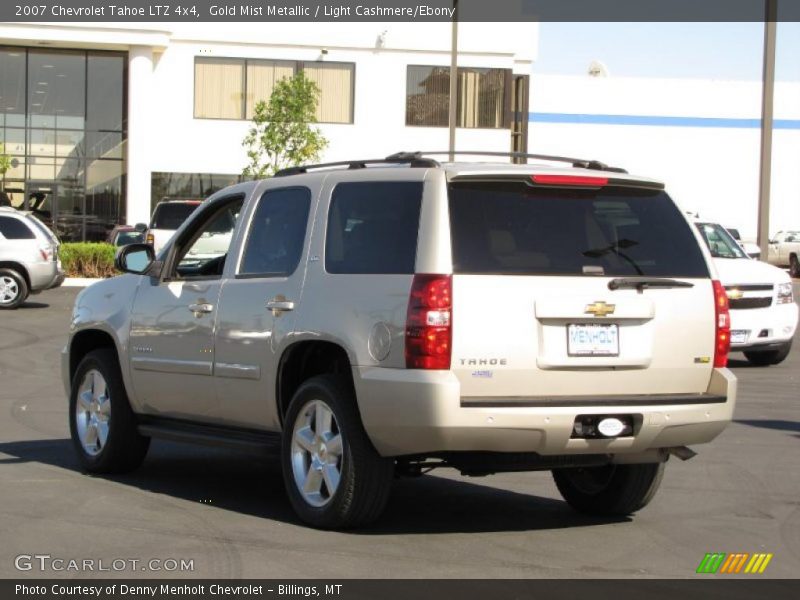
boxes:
[585,301,616,317]
[726,288,744,300]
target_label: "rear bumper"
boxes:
[729,303,798,350]
[26,261,61,292]
[355,367,736,457]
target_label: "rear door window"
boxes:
[150,202,201,230]
[0,216,35,240]
[239,187,311,277]
[325,181,423,274]
[448,181,709,278]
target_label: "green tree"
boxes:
[242,71,329,179]
[0,143,10,176]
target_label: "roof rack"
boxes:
[274,153,440,177]
[415,151,628,174]
[273,150,627,178]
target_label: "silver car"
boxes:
[62,152,736,529]
[0,207,64,309]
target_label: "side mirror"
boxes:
[115,243,155,274]
[134,222,148,233]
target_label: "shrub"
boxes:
[60,243,118,278]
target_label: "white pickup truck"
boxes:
[767,230,800,277]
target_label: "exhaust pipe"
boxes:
[668,446,698,461]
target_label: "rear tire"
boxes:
[553,462,665,516]
[69,348,150,473]
[744,342,792,366]
[281,375,393,529]
[0,268,28,310]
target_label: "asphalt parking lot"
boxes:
[1,285,798,579]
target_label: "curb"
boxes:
[62,278,104,288]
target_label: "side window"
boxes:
[325,182,423,274]
[239,187,311,277]
[0,216,36,240]
[170,196,244,279]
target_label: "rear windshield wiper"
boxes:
[608,277,695,291]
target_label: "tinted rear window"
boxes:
[448,182,709,278]
[326,182,422,274]
[151,203,201,230]
[0,216,35,240]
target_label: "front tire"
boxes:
[553,462,665,516]
[790,255,800,278]
[69,349,150,473]
[744,342,792,366]
[281,375,393,529]
[0,268,28,309]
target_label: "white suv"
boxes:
[63,152,737,529]
[0,207,64,309]
[695,221,797,365]
[143,199,202,254]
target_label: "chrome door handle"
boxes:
[188,303,214,316]
[266,299,295,314]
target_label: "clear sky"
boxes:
[534,22,800,81]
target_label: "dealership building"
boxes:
[0,21,797,241]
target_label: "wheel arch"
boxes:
[276,340,357,427]
[0,261,31,289]
[69,329,120,387]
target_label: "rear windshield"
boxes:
[150,202,200,230]
[695,222,747,259]
[448,182,709,278]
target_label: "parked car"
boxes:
[63,152,737,529]
[0,206,64,309]
[143,199,202,254]
[767,230,800,277]
[695,221,797,366]
[725,227,761,259]
[106,224,145,247]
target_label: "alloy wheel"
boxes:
[75,369,111,456]
[290,399,344,507]
[0,276,20,305]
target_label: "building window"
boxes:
[406,65,510,129]
[194,57,355,124]
[194,58,245,120]
[0,47,127,242]
[150,172,243,213]
[304,62,355,124]
[245,60,295,119]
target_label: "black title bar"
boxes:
[2,0,800,22]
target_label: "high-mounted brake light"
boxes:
[531,174,608,187]
[712,280,731,368]
[405,274,452,370]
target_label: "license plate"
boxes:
[567,323,619,356]
[730,330,749,344]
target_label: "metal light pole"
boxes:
[757,0,777,259]
[448,0,459,161]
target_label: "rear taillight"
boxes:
[39,246,53,262]
[712,280,731,368]
[405,274,452,370]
